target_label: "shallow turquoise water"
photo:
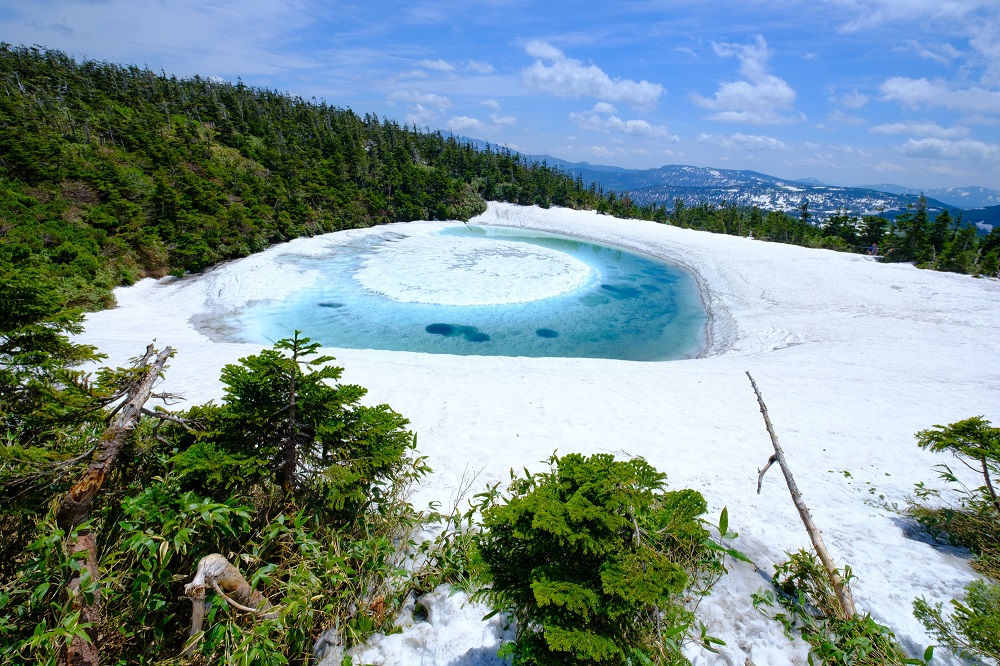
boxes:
[221,225,707,361]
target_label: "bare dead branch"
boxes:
[757,454,777,494]
[141,407,197,432]
[746,371,856,619]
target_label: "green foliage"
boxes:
[0,43,632,317]
[476,452,728,665]
[916,416,1000,467]
[174,332,419,522]
[911,417,1000,663]
[1,331,436,665]
[755,550,926,665]
[912,416,1000,577]
[915,580,1000,664]
[0,264,104,441]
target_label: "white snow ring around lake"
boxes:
[353,234,594,305]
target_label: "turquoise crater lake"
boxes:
[220,225,708,361]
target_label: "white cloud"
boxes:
[417,58,493,75]
[406,104,439,127]
[870,121,970,139]
[480,99,501,110]
[389,90,452,127]
[388,90,452,109]
[827,1,1000,81]
[900,137,1000,162]
[697,132,788,150]
[464,60,494,74]
[830,88,869,109]
[689,35,802,125]
[522,40,664,110]
[830,0,995,32]
[896,39,962,65]
[880,77,1000,114]
[419,58,454,72]
[446,116,487,134]
[569,104,672,138]
[490,114,517,125]
[825,110,866,125]
[872,160,906,172]
[588,145,627,159]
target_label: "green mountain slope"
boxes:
[0,44,606,310]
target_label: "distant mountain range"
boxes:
[862,184,1000,210]
[535,157,1000,223]
[460,138,998,226]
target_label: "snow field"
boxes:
[78,202,1000,665]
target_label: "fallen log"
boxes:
[56,344,173,666]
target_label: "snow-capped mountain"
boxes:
[538,159,955,220]
[863,184,1000,209]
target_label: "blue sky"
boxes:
[2,0,999,189]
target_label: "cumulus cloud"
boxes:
[689,35,802,125]
[830,88,870,109]
[697,132,788,150]
[871,121,970,138]
[446,116,487,134]
[900,137,1000,162]
[522,40,664,110]
[880,77,1000,114]
[418,58,494,75]
[445,112,517,135]
[464,60,494,74]
[388,90,452,109]
[388,90,452,127]
[419,58,454,72]
[480,99,501,110]
[490,114,517,125]
[406,104,439,127]
[569,104,673,138]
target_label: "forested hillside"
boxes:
[3,43,997,321]
[0,44,617,310]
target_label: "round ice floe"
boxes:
[354,235,594,305]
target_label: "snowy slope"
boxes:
[77,203,1000,665]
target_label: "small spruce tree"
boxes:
[477,452,712,665]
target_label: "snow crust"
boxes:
[354,233,593,305]
[77,202,1000,665]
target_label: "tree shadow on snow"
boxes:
[447,645,510,666]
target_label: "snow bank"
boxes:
[78,202,1000,665]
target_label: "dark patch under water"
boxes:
[535,328,559,338]
[425,323,491,342]
[318,302,345,308]
[601,284,643,299]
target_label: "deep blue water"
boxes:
[221,225,707,361]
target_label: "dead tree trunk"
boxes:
[747,371,856,620]
[184,554,276,657]
[56,344,173,666]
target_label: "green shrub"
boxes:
[914,580,1000,664]
[910,417,1000,663]
[756,550,925,665]
[476,452,728,666]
